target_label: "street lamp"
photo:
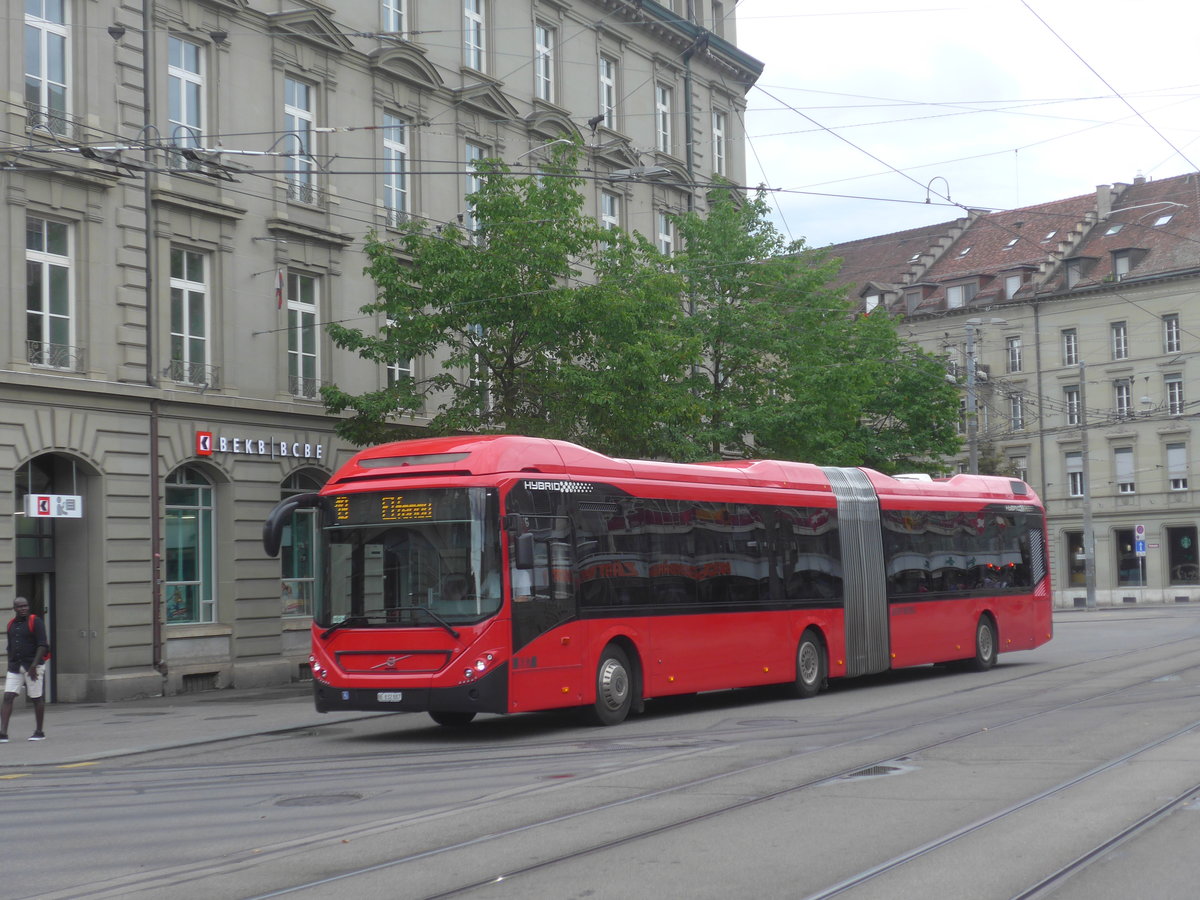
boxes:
[964,317,1007,474]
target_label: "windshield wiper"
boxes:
[400,606,461,640]
[320,615,372,640]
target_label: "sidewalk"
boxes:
[0,681,391,769]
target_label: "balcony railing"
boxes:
[167,358,221,389]
[26,340,84,372]
[289,374,323,400]
[25,102,81,141]
[286,180,327,208]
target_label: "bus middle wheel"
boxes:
[587,645,634,726]
[792,629,826,699]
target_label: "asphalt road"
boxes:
[8,606,1200,900]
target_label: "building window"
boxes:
[169,248,210,386]
[24,0,70,134]
[287,272,319,399]
[711,1,726,36]
[464,0,486,72]
[165,466,215,624]
[283,77,317,203]
[1065,531,1086,586]
[1114,380,1132,418]
[712,110,727,176]
[464,141,488,235]
[1005,273,1023,299]
[1065,451,1084,498]
[1166,373,1184,416]
[25,216,75,370]
[599,56,618,130]
[1164,313,1181,354]
[1009,394,1024,430]
[167,37,204,170]
[1010,455,1029,483]
[1114,527,1143,587]
[1167,442,1188,491]
[382,113,409,226]
[657,211,674,256]
[946,282,977,308]
[905,289,922,313]
[1062,328,1079,366]
[1064,385,1081,426]
[1066,259,1083,287]
[1006,335,1022,373]
[1113,251,1131,279]
[655,83,673,154]
[1111,321,1128,360]
[1167,525,1199,584]
[1114,447,1135,494]
[534,23,554,102]
[957,398,967,436]
[601,191,621,231]
[382,0,407,36]
[281,472,323,617]
[864,294,880,313]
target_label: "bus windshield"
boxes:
[319,487,502,629]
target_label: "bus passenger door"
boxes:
[510,538,586,712]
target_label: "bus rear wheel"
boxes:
[792,629,826,699]
[970,616,998,671]
[586,645,634,726]
[429,710,476,727]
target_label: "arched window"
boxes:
[281,472,323,616]
[165,466,215,623]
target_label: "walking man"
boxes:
[2,597,49,742]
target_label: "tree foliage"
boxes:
[325,159,962,472]
[323,143,697,456]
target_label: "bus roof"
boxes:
[332,435,1040,506]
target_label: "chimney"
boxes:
[1096,184,1112,220]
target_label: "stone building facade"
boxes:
[3,0,761,700]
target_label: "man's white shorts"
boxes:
[4,666,45,700]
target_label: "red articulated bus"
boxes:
[262,435,1052,727]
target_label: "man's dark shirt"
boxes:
[6,616,48,673]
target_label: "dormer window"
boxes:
[864,293,880,313]
[1113,251,1132,279]
[1005,273,1024,299]
[945,281,977,309]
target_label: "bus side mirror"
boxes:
[515,532,535,570]
[262,492,326,557]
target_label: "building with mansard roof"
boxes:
[831,172,1200,608]
[3,0,761,700]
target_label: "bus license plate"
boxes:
[377,691,403,702]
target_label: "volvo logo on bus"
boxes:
[370,656,411,670]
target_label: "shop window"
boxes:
[1064,531,1086,587]
[1114,527,1143,587]
[281,472,324,616]
[165,466,215,623]
[1167,526,1199,585]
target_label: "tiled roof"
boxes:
[825,172,1200,314]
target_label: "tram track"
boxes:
[28,636,1200,900]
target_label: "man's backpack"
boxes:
[6,613,51,663]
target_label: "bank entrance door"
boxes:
[13,574,54,702]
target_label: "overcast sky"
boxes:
[735,1,1200,248]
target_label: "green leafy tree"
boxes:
[672,186,961,471]
[323,143,697,456]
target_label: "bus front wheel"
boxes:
[970,616,998,671]
[587,645,634,726]
[792,629,826,699]
[429,710,476,727]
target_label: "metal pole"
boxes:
[1079,361,1097,608]
[966,323,978,474]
